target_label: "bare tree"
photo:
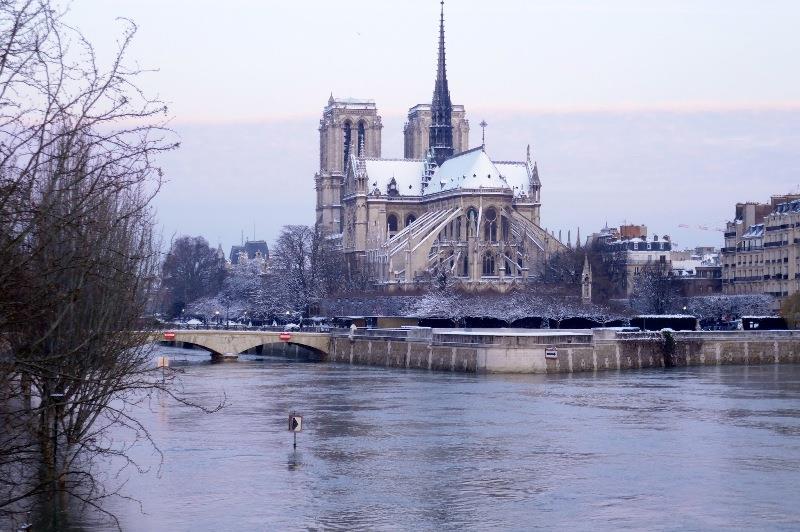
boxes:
[630,261,677,315]
[160,236,226,317]
[0,2,220,527]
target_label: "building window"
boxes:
[343,120,352,167]
[357,121,366,156]
[482,252,495,276]
[387,214,398,234]
[405,213,417,227]
[484,207,497,242]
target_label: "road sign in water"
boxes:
[288,413,302,450]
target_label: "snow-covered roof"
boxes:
[672,259,703,275]
[494,161,532,199]
[633,315,696,319]
[742,224,764,239]
[325,96,376,111]
[427,147,530,198]
[356,147,532,199]
[434,329,593,337]
[408,103,466,113]
[363,158,426,196]
[774,199,800,214]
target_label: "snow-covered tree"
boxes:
[630,262,677,315]
[686,294,774,322]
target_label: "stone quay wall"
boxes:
[329,328,800,374]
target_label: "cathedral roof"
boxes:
[357,147,534,199]
[362,158,427,196]
[494,161,532,198]
[324,97,376,111]
[430,147,532,198]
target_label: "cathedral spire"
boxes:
[429,0,454,167]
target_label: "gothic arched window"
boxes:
[482,252,496,276]
[462,255,469,276]
[343,121,352,167]
[484,207,497,242]
[405,213,417,227]
[357,121,366,156]
[387,214,398,234]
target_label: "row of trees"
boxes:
[160,225,362,324]
[160,232,777,326]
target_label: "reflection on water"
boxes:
[60,348,800,530]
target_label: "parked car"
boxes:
[284,323,300,331]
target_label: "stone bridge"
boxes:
[155,329,331,359]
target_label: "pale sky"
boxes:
[65,0,800,251]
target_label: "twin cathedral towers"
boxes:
[314,2,565,289]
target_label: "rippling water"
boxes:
[65,347,800,530]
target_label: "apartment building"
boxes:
[722,194,800,306]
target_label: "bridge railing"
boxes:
[158,324,334,333]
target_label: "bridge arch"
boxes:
[153,331,331,360]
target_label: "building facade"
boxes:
[229,240,269,266]
[590,224,673,296]
[314,2,565,289]
[722,194,800,306]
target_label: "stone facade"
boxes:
[722,194,800,307]
[404,104,469,160]
[315,97,382,235]
[314,3,565,290]
[329,328,800,374]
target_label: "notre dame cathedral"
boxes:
[314,1,565,290]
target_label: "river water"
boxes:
[65,347,800,530]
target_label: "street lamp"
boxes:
[214,310,220,327]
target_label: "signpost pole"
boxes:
[288,412,302,449]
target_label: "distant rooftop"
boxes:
[230,240,269,265]
[408,103,465,113]
[325,96,376,111]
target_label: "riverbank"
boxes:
[329,328,800,374]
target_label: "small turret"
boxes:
[581,254,593,304]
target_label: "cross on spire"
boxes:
[480,120,488,148]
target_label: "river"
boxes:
[59,346,800,530]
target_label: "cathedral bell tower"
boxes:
[429,0,454,167]
[315,96,382,235]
